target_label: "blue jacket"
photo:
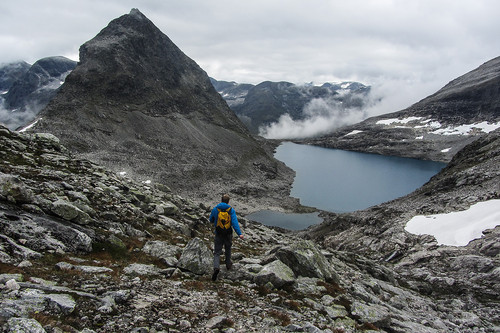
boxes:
[209,202,242,236]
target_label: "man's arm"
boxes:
[230,209,244,239]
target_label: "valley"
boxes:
[0,8,499,333]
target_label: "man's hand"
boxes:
[239,234,244,240]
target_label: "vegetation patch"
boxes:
[269,309,291,326]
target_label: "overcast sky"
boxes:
[2,0,500,112]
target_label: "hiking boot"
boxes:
[226,262,233,270]
[211,268,220,281]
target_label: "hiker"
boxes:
[209,194,244,281]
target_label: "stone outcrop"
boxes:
[176,237,212,275]
[273,239,339,283]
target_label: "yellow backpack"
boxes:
[216,207,232,234]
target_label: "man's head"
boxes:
[221,194,230,204]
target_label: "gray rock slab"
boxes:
[254,259,295,288]
[177,237,212,275]
[6,317,46,333]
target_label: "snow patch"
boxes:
[405,200,500,246]
[376,116,423,126]
[415,121,441,129]
[345,130,363,136]
[441,148,451,153]
[431,121,500,136]
[415,136,424,140]
[18,118,41,132]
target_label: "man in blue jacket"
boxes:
[209,194,244,281]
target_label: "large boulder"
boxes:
[0,174,34,204]
[142,240,182,267]
[350,301,391,328]
[51,199,92,225]
[176,237,212,275]
[274,240,339,283]
[254,259,295,288]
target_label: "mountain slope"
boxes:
[0,58,75,130]
[0,61,31,92]
[29,9,292,208]
[4,56,76,111]
[306,56,500,162]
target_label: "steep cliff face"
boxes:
[306,56,500,162]
[30,9,292,207]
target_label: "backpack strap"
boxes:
[218,206,231,213]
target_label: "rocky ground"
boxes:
[1,125,499,333]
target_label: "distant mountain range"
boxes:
[211,78,371,134]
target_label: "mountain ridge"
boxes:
[305,56,500,162]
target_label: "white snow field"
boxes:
[405,200,500,246]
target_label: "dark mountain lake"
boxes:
[247,142,446,230]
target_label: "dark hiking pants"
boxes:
[213,232,232,270]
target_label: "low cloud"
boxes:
[0,98,41,131]
[258,97,369,139]
[258,77,441,140]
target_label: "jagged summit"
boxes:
[129,8,144,18]
[64,8,239,125]
[30,10,291,203]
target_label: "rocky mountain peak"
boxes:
[427,56,500,102]
[29,10,292,207]
[0,57,76,131]
[69,8,237,123]
[409,56,500,123]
